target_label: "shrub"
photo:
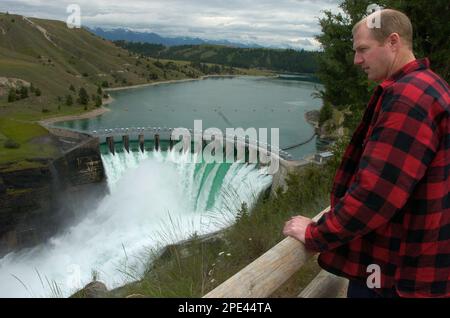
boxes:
[319,102,333,126]
[35,88,41,96]
[4,139,20,149]
[20,86,28,99]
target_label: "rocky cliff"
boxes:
[0,130,106,256]
[305,109,346,141]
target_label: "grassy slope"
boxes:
[0,13,190,119]
[0,13,268,167]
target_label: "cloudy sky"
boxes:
[1,0,343,50]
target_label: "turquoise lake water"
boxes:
[54,75,324,159]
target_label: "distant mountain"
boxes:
[89,27,262,48]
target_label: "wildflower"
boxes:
[226,253,231,257]
[218,251,224,256]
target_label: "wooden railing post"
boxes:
[298,270,348,298]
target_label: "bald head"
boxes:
[353,9,413,50]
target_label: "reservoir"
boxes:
[55,75,323,159]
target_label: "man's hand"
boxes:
[283,215,313,244]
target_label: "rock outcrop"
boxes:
[0,77,31,97]
[0,130,106,257]
[70,281,108,298]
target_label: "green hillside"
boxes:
[0,12,266,168]
[0,13,261,120]
[114,42,320,74]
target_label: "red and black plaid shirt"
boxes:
[305,58,450,298]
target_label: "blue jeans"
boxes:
[347,280,399,298]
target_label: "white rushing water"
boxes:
[0,149,272,297]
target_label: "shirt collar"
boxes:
[380,58,430,88]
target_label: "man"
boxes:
[283,9,449,298]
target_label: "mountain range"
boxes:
[89,27,262,48]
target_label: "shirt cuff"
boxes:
[304,223,321,252]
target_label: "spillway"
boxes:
[0,149,272,297]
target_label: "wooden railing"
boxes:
[203,206,348,298]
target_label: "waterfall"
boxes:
[0,149,272,297]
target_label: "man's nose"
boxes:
[354,53,363,65]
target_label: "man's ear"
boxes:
[388,32,400,50]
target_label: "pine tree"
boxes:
[66,94,73,106]
[95,95,102,107]
[78,87,89,105]
[7,88,16,102]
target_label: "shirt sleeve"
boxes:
[304,99,439,252]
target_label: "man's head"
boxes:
[352,9,414,82]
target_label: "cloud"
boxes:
[1,0,342,49]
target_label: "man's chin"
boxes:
[367,74,383,82]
